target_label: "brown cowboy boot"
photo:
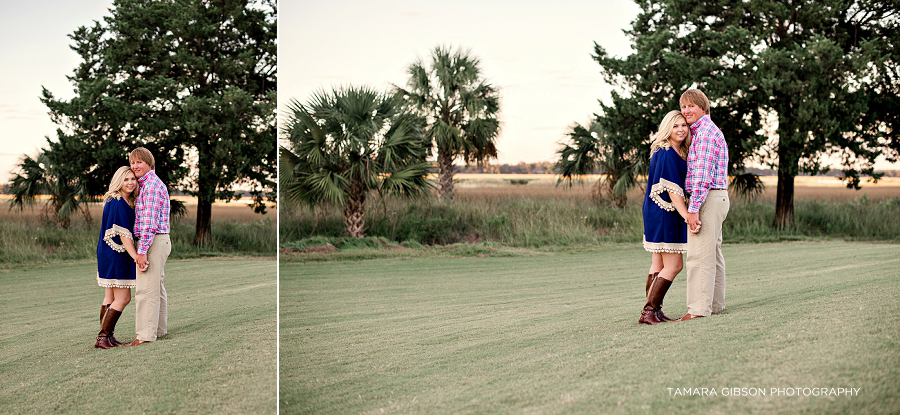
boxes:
[94,308,123,349]
[645,272,658,296]
[95,304,111,348]
[643,273,674,322]
[654,278,675,322]
[639,277,673,325]
[100,305,124,346]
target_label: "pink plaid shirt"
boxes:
[134,170,170,254]
[685,114,728,213]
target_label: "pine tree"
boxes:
[594,0,898,228]
[36,0,276,244]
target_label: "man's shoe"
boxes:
[678,313,705,321]
[124,339,150,347]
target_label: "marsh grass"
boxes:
[0,259,276,414]
[280,242,900,414]
[1,201,275,267]
[280,184,900,249]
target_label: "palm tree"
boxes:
[554,119,645,208]
[396,46,500,201]
[7,152,94,228]
[280,86,432,238]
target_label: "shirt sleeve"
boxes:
[136,186,162,254]
[687,135,717,213]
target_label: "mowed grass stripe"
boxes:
[281,242,900,414]
[0,259,276,415]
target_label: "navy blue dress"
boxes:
[642,147,688,253]
[96,197,137,288]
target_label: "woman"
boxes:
[95,166,140,348]
[639,110,693,325]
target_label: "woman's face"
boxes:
[670,117,689,145]
[120,172,137,196]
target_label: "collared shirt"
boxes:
[685,114,728,213]
[134,170,171,255]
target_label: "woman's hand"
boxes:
[685,212,702,233]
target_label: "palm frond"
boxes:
[730,172,765,200]
[7,154,51,210]
[379,162,433,198]
[554,122,601,186]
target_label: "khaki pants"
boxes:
[135,234,170,341]
[686,190,729,317]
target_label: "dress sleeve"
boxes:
[647,150,685,212]
[102,199,134,253]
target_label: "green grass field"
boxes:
[281,242,900,414]
[0,259,276,414]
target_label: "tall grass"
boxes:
[280,185,900,248]
[1,202,276,266]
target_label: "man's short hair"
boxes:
[130,147,155,170]
[680,89,710,115]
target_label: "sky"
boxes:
[279,0,644,167]
[0,0,115,183]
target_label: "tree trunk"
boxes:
[194,198,212,246]
[344,176,366,238]
[81,203,93,226]
[608,173,627,208]
[437,149,455,202]
[194,149,215,247]
[590,179,604,204]
[773,169,795,229]
[51,198,71,229]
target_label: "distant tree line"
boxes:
[456,164,898,177]
[455,162,556,174]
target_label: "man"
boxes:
[125,147,171,346]
[679,89,730,321]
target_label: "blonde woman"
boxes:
[639,110,693,325]
[95,166,141,348]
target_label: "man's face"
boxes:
[680,100,704,125]
[130,158,151,179]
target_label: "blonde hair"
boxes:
[102,166,138,208]
[129,147,155,170]
[679,89,710,115]
[650,110,691,160]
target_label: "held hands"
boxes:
[685,212,702,234]
[135,253,150,273]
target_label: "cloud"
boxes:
[0,104,42,120]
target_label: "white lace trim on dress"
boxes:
[97,276,136,288]
[648,178,685,212]
[103,224,133,253]
[642,236,687,253]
